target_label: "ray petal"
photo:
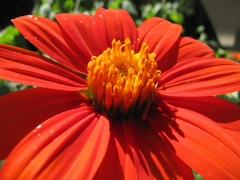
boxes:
[149,105,240,179]
[127,118,152,180]
[93,8,137,52]
[161,95,240,144]
[137,17,182,72]
[0,88,89,160]
[95,119,150,180]
[0,106,110,180]
[159,58,240,96]
[177,37,215,62]
[55,13,101,61]
[0,44,86,90]
[12,15,87,73]
[93,120,126,180]
[130,117,193,180]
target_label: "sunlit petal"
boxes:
[0,44,86,90]
[0,106,110,179]
[159,58,240,96]
[162,96,240,144]
[93,8,137,52]
[0,88,89,160]
[55,13,101,60]
[137,17,182,72]
[177,37,215,62]
[12,15,87,73]
[149,106,240,179]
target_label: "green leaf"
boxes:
[64,0,75,11]
[108,0,122,9]
[169,12,184,24]
[0,25,20,45]
[218,91,240,105]
[122,0,138,16]
[193,170,204,180]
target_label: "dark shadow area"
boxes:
[0,0,34,30]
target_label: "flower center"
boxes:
[87,38,160,119]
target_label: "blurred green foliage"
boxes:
[0,25,19,44]
[193,170,205,180]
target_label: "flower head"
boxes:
[87,38,160,119]
[1,8,240,179]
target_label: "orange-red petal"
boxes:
[162,96,240,144]
[177,37,215,62]
[0,44,86,90]
[12,15,87,74]
[149,105,240,179]
[0,88,89,160]
[0,106,110,179]
[159,58,240,96]
[94,120,126,179]
[137,17,182,72]
[55,13,101,60]
[130,117,194,180]
[95,117,194,180]
[95,119,151,180]
[93,8,138,52]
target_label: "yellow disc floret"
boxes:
[87,38,160,119]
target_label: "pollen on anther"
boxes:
[87,38,160,119]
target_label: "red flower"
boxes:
[1,8,240,179]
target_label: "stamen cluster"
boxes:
[87,38,160,119]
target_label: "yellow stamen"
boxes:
[87,38,161,119]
